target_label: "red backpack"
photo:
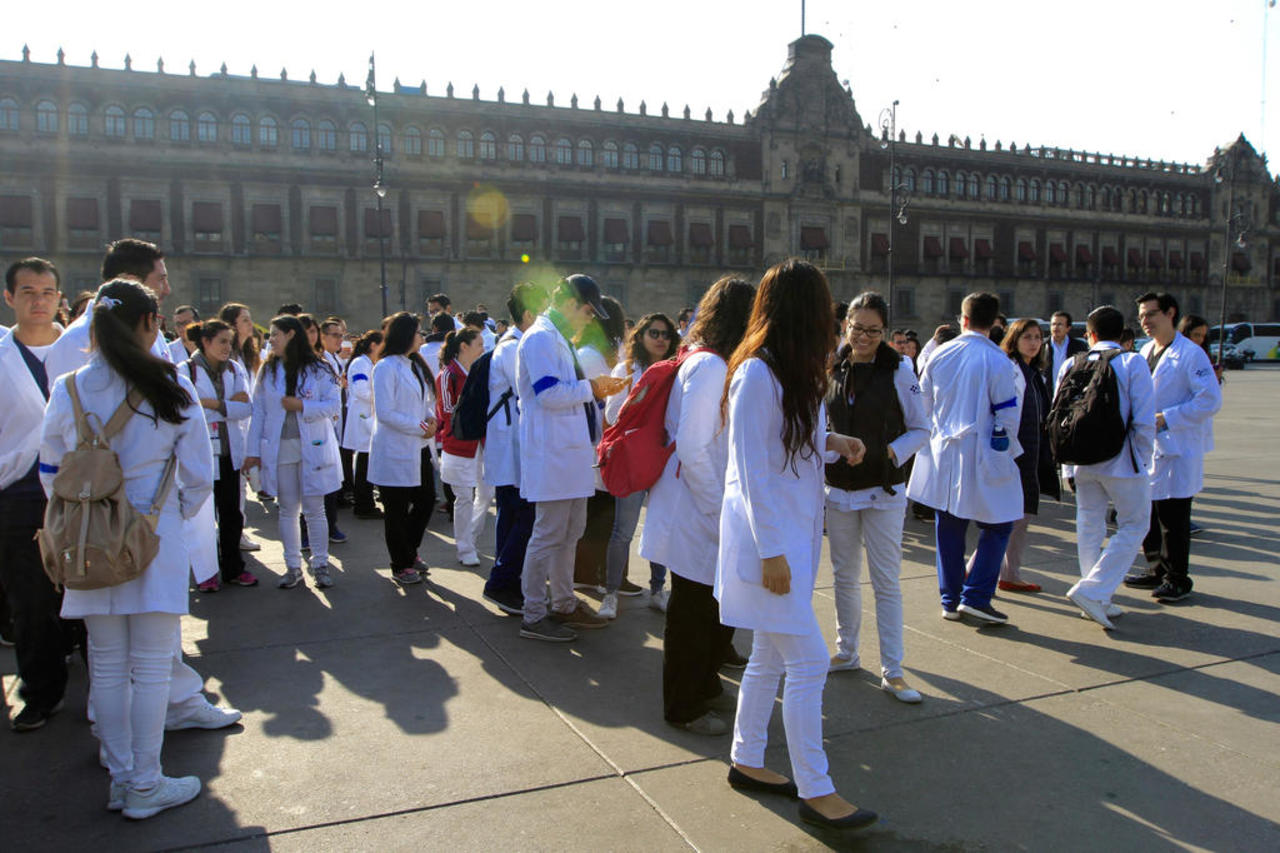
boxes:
[597,348,710,498]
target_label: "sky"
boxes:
[5,0,1278,171]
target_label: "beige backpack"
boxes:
[38,376,178,591]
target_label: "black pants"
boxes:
[1144,497,1193,586]
[340,447,355,494]
[353,451,377,514]
[0,494,76,712]
[573,489,615,587]
[213,456,246,580]
[663,573,734,724]
[379,449,436,570]
[485,485,536,597]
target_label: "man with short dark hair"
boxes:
[1043,310,1087,391]
[908,292,1024,625]
[463,310,496,351]
[1061,306,1155,628]
[1124,292,1221,602]
[276,303,302,316]
[890,328,908,354]
[676,307,694,338]
[169,304,200,362]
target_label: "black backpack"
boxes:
[1047,349,1136,471]
[450,350,514,442]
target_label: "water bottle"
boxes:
[990,425,1010,452]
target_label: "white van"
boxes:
[1209,323,1280,362]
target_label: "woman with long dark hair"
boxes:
[244,315,343,589]
[369,312,438,584]
[342,330,384,518]
[436,328,492,567]
[597,312,678,620]
[40,279,214,818]
[185,320,257,592]
[641,276,755,735]
[824,292,929,703]
[717,260,877,830]
[294,313,347,547]
[218,302,260,381]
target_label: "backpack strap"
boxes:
[101,389,144,442]
[146,453,180,520]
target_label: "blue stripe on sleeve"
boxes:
[39,462,59,474]
[351,373,369,382]
[532,375,558,395]
[991,397,1017,412]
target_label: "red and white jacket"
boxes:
[435,359,479,459]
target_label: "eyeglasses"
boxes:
[646,328,673,340]
[849,325,884,339]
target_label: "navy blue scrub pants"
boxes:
[485,485,534,598]
[935,510,1013,611]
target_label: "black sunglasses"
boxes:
[645,328,673,340]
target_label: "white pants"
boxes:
[1074,471,1151,603]
[521,498,587,623]
[85,612,180,789]
[277,462,328,569]
[826,502,906,679]
[442,450,493,562]
[731,621,834,800]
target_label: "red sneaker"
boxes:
[227,571,260,587]
[197,579,220,593]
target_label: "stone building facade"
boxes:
[1,36,1276,330]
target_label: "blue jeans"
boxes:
[606,490,667,593]
[935,510,1013,610]
[485,485,534,597]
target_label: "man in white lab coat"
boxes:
[515,275,627,641]
[1123,292,1222,603]
[907,292,1024,625]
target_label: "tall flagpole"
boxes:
[801,0,806,36]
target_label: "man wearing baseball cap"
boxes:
[514,275,628,641]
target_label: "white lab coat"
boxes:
[183,357,252,478]
[1141,332,1222,500]
[341,354,377,452]
[516,313,596,503]
[168,337,192,366]
[0,331,56,489]
[41,358,214,616]
[44,302,174,381]
[906,331,1024,524]
[1055,342,1156,480]
[483,328,523,489]
[715,357,838,635]
[246,361,342,498]
[368,355,435,488]
[640,350,729,586]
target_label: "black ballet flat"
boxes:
[727,766,799,798]
[798,800,879,830]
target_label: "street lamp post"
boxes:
[366,53,389,318]
[879,101,911,322]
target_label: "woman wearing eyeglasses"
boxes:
[597,313,678,620]
[824,292,930,704]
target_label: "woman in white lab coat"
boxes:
[436,328,492,567]
[716,259,877,831]
[369,312,438,585]
[640,276,755,735]
[40,279,213,819]
[183,319,256,591]
[243,314,343,590]
[341,329,383,518]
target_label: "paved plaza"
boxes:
[3,368,1279,852]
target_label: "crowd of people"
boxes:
[0,238,1223,830]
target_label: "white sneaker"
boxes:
[599,593,618,620]
[459,553,481,568]
[122,775,201,820]
[1067,586,1115,630]
[239,535,261,552]
[828,654,860,673]
[1080,603,1126,620]
[166,702,242,731]
[107,781,126,811]
[649,588,669,612]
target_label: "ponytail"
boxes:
[90,279,190,425]
[439,328,480,368]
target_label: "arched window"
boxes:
[647,143,664,171]
[135,109,155,139]
[196,111,217,142]
[1030,179,1041,203]
[506,133,524,161]
[258,115,278,147]
[350,121,369,153]
[105,105,127,137]
[68,103,88,135]
[376,123,393,154]
[290,118,310,149]
[169,110,190,141]
[1162,192,1172,215]
[667,145,682,173]
[1138,189,1148,214]
[601,140,619,169]
[427,128,445,157]
[999,176,1011,201]
[690,146,706,175]
[554,137,572,165]
[403,126,422,155]
[936,170,949,196]
[708,148,725,177]
[457,129,474,159]
[622,142,639,170]
[985,175,997,200]
[529,134,546,163]
[0,97,19,131]
[231,113,251,145]
[1015,178,1027,202]
[1059,181,1070,206]
[1174,193,1184,216]
[922,169,935,195]
[35,100,58,133]
[1086,185,1096,210]
[968,173,980,198]
[576,138,593,167]
[1100,186,1112,210]
[317,120,337,151]
[954,170,966,198]
[1045,181,1055,204]
[478,130,496,160]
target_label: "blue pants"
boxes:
[935,510,1013,610]
[485,485,534,597]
